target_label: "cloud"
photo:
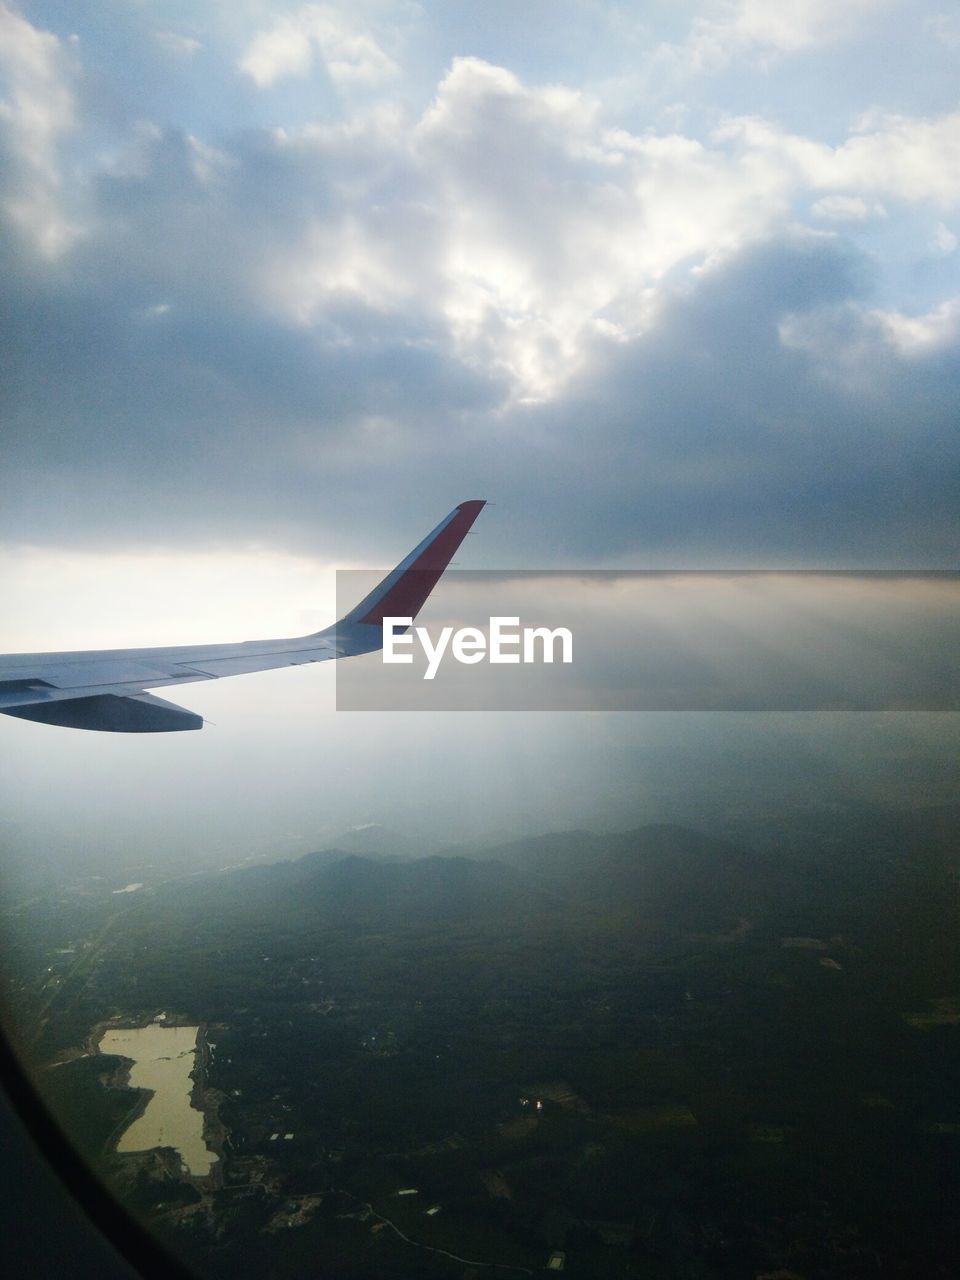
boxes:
[42,54,799,404]
[240,4,398,89]
[794,295,960,360]
[261,70,960,402]
[709,0,886,55]
[0,1,78,255]
[240,15,313,86]
[6,208,958,566]
[717,110,960,208]
[7,32,956,410]
[1,16,958,567]
[811,194,886,222]
[153,31,204,59]
[925,12,960,50]
[658,0,890,76]
[275,55,798,400]
[477,231,958,565]
[932,220,958,254]
[872,298,960,355]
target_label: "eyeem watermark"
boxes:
[336,569,960,711]
[383,616,574,680]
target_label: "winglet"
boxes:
[337,500,486,628]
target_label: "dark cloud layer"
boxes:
[510,235,960,564]
[2,16,958,568]
[6,216,958,566]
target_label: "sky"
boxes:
[1,1,958,875]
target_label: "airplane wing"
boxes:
[0,501,485,732]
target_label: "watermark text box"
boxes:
[335,570,960,711]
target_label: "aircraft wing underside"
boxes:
[0,500,485,732]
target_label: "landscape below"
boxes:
[3,811,958,1278]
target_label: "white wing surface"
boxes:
[0,501,485,732]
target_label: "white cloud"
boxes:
[0,2,78,255]
[780,294,960,396]
[241,16,313,87]
[188,58,960,402]
[257,56,798,400]
[662,0,890,75]
[925,12,960,50]
[240,4,398,90]
[811,194,887,222]
[153,30,203,59]
[325,32,398,86]
[9,25,956,410]
[871,297,960,354]
[717,110,960,207]
[186,134,235,184]
[931,220,957,254]
[716,0,885,54]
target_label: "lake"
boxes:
[99,1023,216,1176]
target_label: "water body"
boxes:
[99,1024,216,1176]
